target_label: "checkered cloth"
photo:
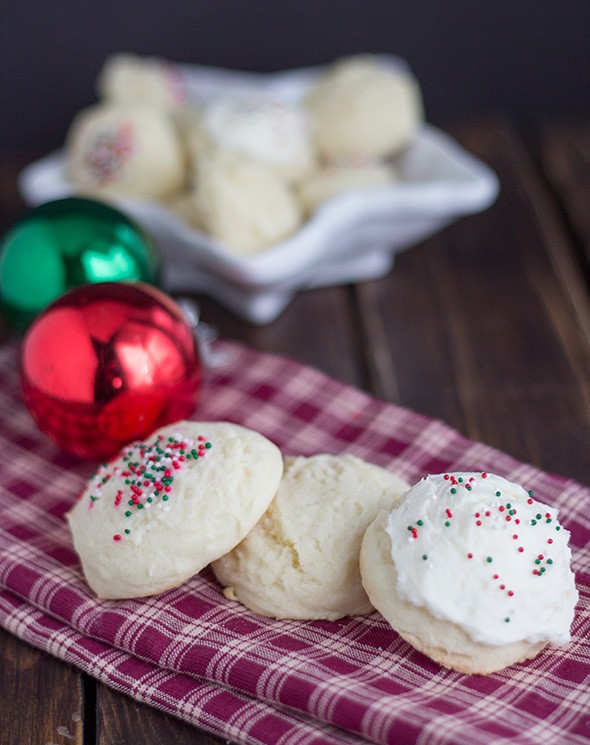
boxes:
[0,339,588,745]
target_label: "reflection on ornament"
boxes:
[20,282,202,460]
[0,197,159,331]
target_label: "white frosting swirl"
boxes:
[201,95,313,175]
[386,472,578,646]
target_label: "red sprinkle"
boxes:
[113,534,122,542]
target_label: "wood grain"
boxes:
[0,627,84,745]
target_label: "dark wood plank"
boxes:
[0,627,84,744]
[535,121,590,266]
[356,120,590,486]
[199,284,367,387]
[96,684,223,745]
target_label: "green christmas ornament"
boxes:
[0,197,160,331]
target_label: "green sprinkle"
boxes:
[531,520,537,526]
[124,529,130,535]
[417,519,424,526]
[205,442,212,449]
[137,503,143,509]
[162,495,169,502]
[422,554,428,561]
[547,558,553,565]
[496,491,502,497]
[125,511,131,517]
[450,487,457,494]
[445,521,451,527]
[504,617,511,623]
[486,556,493,563]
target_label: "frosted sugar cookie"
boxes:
[304,55,423,160]
[212,454,410,620]
[67,421,283,599]
[66,103,186,200]
[360,472,578,674]
[196,95,316,183]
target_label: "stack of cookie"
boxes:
[68,420,578,674]
[63,54,423,256]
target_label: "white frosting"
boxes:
[201,95,313,174]
[386,472,578,646]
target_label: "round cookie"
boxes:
[360,472,578,674]
[191,150,302,255]
[66,103,186,200]
[196,95,316,183]
[212,454,410,620]
[67,421,283,599]
[304,55,423,161]
[97,53,187,109]
[296,161,397,215]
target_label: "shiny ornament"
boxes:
[20,282,202,460]
[0,197,159,331]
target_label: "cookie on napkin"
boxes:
[212,454,410,620]
[360,472,578,674]
[67,420,283,599]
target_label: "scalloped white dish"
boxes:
[19,59,499,324]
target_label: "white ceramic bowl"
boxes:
[19,58,499,324]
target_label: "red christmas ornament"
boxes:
[20,282,202,460]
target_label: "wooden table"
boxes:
[1,120,589,744]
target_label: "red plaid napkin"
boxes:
[0,339,588,745]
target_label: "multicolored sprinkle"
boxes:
[84,432,212,542]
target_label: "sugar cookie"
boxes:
[66,103,186,200]
[304,55,423,160]
[67,421,283,599]
[360,472,578,674]
[212,454,410,619]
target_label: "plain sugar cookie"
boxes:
[212,454,410,620]
[67,420,283,599]
[360,472,578,674]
